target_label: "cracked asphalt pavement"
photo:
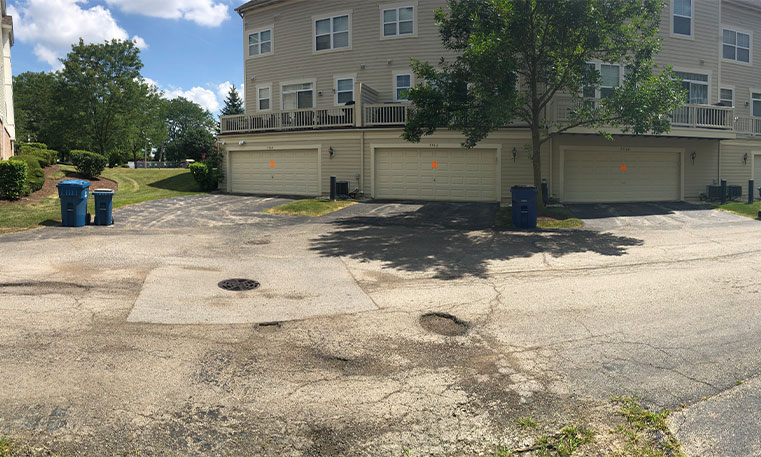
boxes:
[0,196,759,456]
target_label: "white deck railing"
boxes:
[363,104,410,127]
[552,98,735,131]
[735,117,761,136]
[220,106,355,134]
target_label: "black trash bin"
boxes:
[510,186,538,229]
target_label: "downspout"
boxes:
[360,130,365,196]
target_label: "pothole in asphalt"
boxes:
[257,322,281,333]
[419,312,469,336]
[218,279,260,292]
[244,238,271,246]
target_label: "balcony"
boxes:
[219,87,760,137]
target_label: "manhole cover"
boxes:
[419,312,468,336]
[218,279,260,291]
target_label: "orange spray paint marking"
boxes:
[270,161,275,168]
[620,164,627,172]
[432,161,438,169]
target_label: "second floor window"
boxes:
[723,29,750,63]
[336,78,354,105]
[383,6,414,37]
[673,0,692,37]
[719,88,734,107]
[395,74,412,101]
[753,93,761,117]
[248,30,272,57]
[316,15,350,51]
[282,83,314,110]
[675,71,708,105]
[258,87,271,111]
[600,64,620,99]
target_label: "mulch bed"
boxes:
[0,165,119,206]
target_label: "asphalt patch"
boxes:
[419,312,469,336]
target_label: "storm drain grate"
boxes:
[218,279,260,291]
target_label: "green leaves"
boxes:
[221,84,245,116]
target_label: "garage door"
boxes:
[564,149,680,202]
[754,155,761,199]
[374,147,498,202]
[229,149,319,196]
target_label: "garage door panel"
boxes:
[564,150,679,203]
[230,149,319,196]
[375,147,497,202]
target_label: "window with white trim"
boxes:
[395,74,412,101]
[383,6,414,37]
[719,88,734,107]
[673,0,692,36]
[675,71,708,104]
[248,29,272,57]
[257,87,271,111]
[723,29,750,63]
[753,92,761,117]
[315,15,349,51]
[282,83,314,110]
[600,64,621,99]
[336,78,354,105]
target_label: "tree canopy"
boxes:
[403,0,686,207]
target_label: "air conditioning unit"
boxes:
[335,180,350,196]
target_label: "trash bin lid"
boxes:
[57,179,91,189]
[93,188,114,194]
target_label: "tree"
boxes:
[59,39,145,158]
[12,71,74,153]
[403,0,686,208]
[221,84,244,116]
[119,81,168,164]
[164,97,217,162]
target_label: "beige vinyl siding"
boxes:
[720,3,761,120]
[656,0,721,103]
[242,0,453,114]
[720,140,760,197]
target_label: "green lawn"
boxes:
[714,200,761,219]
[496,205,584,229]
[265,199,356,217]
[0,166,203,234]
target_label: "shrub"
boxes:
[0,160,28,200]
[189,162,220,191]
[71,150,107,178]
[20,149,50,167]
[24,142,47,150]
[19,144,57,167]
[9,154,42,171]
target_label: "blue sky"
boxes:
[8,0,246,114]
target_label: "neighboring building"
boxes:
[219,0,761,203]
[0,0,13,161]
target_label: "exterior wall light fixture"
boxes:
[691,151,696,164]
[744,152,749,164]
[512,147,518,162]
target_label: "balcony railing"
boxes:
[735,117,761,136]
[220,106,355,134]
[364,104,410,127]
[552,98,735,131]
[220,89,752,136]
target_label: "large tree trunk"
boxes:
[531,126,545,211]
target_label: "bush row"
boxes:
[0,160,28,200]
[71,150,106,178]
[8,155,45,193]
[189,162,221,191]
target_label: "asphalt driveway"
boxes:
[1,195,760,456]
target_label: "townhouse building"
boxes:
[0,0,13,160]
[219,0,761,203]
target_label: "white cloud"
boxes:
[105,0,230,27]
[9,0,146,68]
[165,86,221,113]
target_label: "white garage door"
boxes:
[374,147,498,202]
[754,155,761,199]
[564,149,680,203]
[229,149,319,196]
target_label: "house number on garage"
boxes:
[428,144,439,148]
[619,147,631,152]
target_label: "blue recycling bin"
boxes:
[57,180,91,227]
[510,185,538,229]
[93,189,115,226]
